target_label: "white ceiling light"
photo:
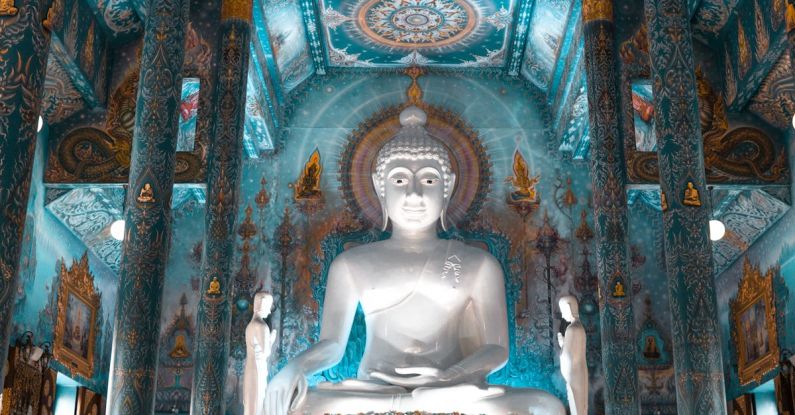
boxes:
[792,113,795,130]
[110,220,125,241]
[37,116,44,133]
[709,219,726,241]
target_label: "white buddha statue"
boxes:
[244,292,277,415]
[557,296,587,415]
[264,106,565,415]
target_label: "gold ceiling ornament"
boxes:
[682,181,702,207]
[53,253,100,380]
[221,0,252,22]
[0,0,17,16]
[582,0,612,23]
[731,258,780,386]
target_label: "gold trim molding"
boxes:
[582,0,612,22]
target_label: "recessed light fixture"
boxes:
[709,219,726,241]
[110,220,125,241]
[37,116,44,133]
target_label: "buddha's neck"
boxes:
[389,223,440,243]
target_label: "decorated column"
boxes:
[105,0,190,413]
[190,1,252,414]
[0,0,52,377]
[580,1,640,414]
[644,0,727,413]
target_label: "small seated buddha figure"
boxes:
[294,149,323,200]
[264,106,565,415]
[207,277,221,296]
[643,336,661,360]
[137,183,155,203]
[169,334,191,359]
[613,281,626,298]
[683,182,701,207]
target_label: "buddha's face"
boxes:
[559,298,578,322]
[382,157,452,232]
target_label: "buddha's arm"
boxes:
[450,255,510,380]
[286,256,359,377]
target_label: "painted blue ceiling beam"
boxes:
[49,35,101,108]
[249,42,280,130]
[552,41,583,134]
[506,0,535,76]
[299,0,327,75]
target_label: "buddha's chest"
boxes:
[355,252,472,313]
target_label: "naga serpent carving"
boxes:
[47,69,202,183]
[628,69,787,183]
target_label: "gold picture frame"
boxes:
[731,258,779,386]
[54,253,100,380]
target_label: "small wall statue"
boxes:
[558,295,588,415]
[244,292,277,415]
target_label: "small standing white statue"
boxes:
[244,292,277,415]
[558,295,588,415]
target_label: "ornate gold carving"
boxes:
[53,254,100,380]
[682,182,701,207]
[0,0,18,16]
[207,276,221,296]
[505,150,540,219]
[137,183,155,203]
[731,258,780,386]
[405,66,425,105]
[582,0,612,22]
[221,0,252,22]
[292,149,323,200]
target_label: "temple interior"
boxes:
[1,0,795,414]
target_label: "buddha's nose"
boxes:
[407,178,422,198]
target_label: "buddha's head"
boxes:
[373,106,456,232]
[559,295,579,322]
[253,291,274,319]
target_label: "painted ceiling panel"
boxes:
[257,0,316,92]
[319,0,517,66]
[520,0,571,90]
[749,49,795,131]
[41,55,86,125]
[83,0,143,41]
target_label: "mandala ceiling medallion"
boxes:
[357,0,477,48]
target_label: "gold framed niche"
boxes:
[53,253,100,380]
[731,258,780,386]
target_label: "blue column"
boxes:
[105,0,189,413]
[190,0,252,413]
[0,0,52,377]
[581,1,640,414]
[644,0,727,413]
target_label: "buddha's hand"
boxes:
[370,366,465,388]
[265,367,307,415]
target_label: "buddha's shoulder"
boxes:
[448,240,501,268]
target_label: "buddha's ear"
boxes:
[372,173,388,231]
[440,172,456,232]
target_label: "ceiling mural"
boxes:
[41,55,86,125]
[520,0,572,90]
[748,50,795,131]
[319,0,515,66]
[257,0,315,91]
[83,0,143,40]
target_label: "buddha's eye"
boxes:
[423,178,438,185]
[391,178,407,185]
